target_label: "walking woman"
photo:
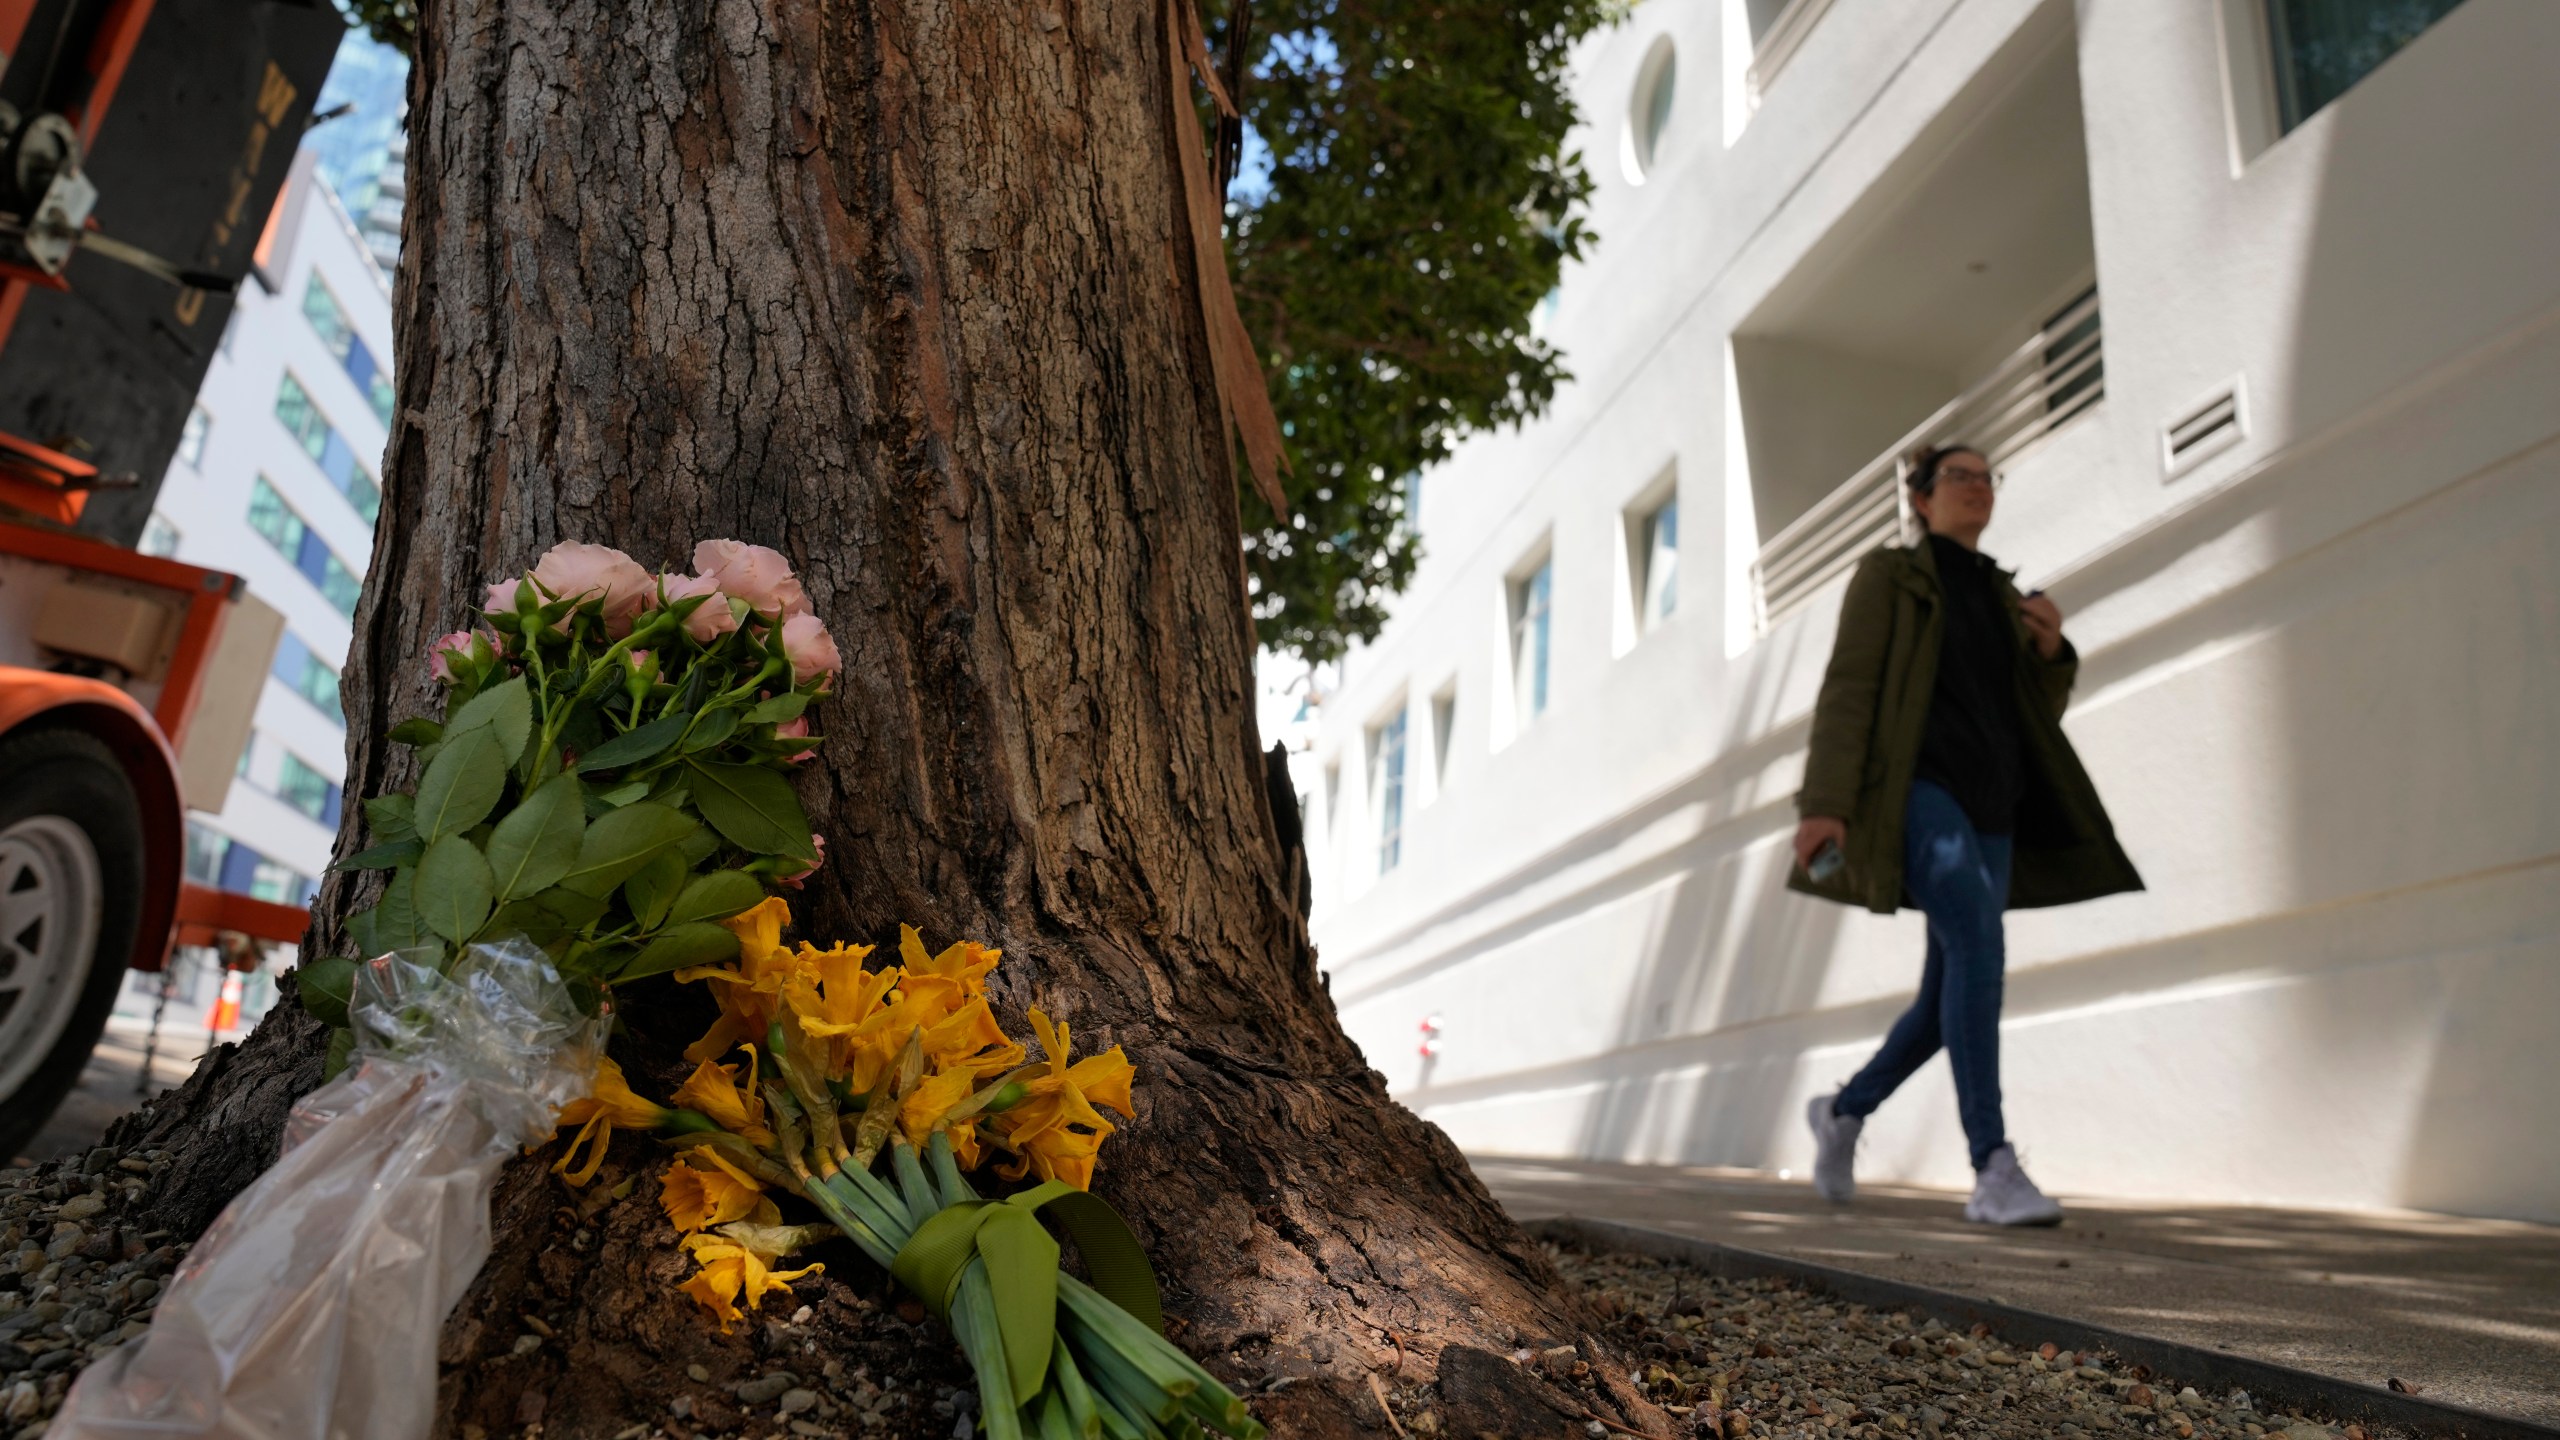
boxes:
[1790,444,2141,1225]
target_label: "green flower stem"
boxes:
[1033,1390,1078,1440]
[1060,1279,1200,1401]
[835,1157,917,1238]
[928,1131,979,1205]
[814,1170,911,1255]
[1068,1314,1182,1426]
[955,1261,1027,1440]
[793,1168,899,1273]
[1053,1336,1103,1440]
[1092,1397,1150,1440]
[891,1141,940,1219]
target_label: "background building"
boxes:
[125,25,403,1039]
[1299,0,2558,1222]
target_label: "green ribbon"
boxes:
[890,1181,1165,1402]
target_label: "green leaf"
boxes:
[531,886,611,928]
[682,707,741,753]
[485,774,586,901]
[334,837,422,872]
[322,1026,356,1081]
[618,922,740,982]
[665,870,765,927]
[743,692,809,725]
[415,834,496,943]
[388,717,444,747]
[596,781,650,807]
[345,902,377,958]
[556,802,699,897]
[573,712,688,772]
[414,726,505,843]
[371,868,424,952]
[621,848,687,931]
[364,793,417,844]
[687,761,817,861]
[677,824,722,867]
[445,674,533,764]
[485,898,572,945]
[298,956,359,1027]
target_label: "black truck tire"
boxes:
[0,727,148,1161]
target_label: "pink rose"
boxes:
[691,540,809,620]
[780,612,841,686]
[776,715,814,764]
[652,572,739,643]
[779,833,826,889]
[427,631,476,684]
[625,649,659,684]
[486,578,527,615]
[532,542,654,636]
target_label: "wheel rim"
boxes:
[0,815,105,1101]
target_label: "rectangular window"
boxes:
[248,859,314,907]
[1368,708,1407,875]
[138,514,182,558]
[1430,686,1457,786]
[275,371,381,525]
[276,751,342,827]
[2042,286,2103,419]
[1635,495,1679,635]
[185,822,232,885]
[2265,0,2468,133]
[271,631,345,724]
[247,476,365,618]
[304,273,398,428]
[177,405,212,468]
[1509,559,1553,725]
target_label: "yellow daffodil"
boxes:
[780,943,897,1082]
[670,1054,776,1146]
[678,897,806,1062]
[659,1152,766,1232]
[920,996,1027,1078]
[553,1057,673,1185]
[897,1067,983,1148]
[677,1231,822,1332]
[894,925,1000,1010]
[987,1008,1137,1191]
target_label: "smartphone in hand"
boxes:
[1808,839,1846,882]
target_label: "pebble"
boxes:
[0,1146,187,1437]
[780,1387,820,1415]
[1531,1241,2428,1440]
[738,1371,801,1405]
[687,1363,711,1382]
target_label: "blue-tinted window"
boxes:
[272,631,345,724]
[1510,561,1553,722]
[248,477,364,619]
[275,370,380,525]
[277,752,341,826]
[2265,0,2469,132]
[1370,709,1407,874]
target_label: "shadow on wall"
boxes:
[1569,620,1847,1167]
[2261,0,2560,1219]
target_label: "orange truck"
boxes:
[0,0,342,1153]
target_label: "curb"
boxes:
[1530,1216,2559,1440]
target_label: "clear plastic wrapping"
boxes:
[53,942,604,1440]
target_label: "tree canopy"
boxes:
[341,0,1620,662]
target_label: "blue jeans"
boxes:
[1834,781,2014,1171]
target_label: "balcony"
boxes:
[1732,2,2099,630]
[1753,289,2101,627]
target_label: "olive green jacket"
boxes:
[1788,540,2142,914]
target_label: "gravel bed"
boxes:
[1505,1239,2429,1440]
[0,1146,188,1440]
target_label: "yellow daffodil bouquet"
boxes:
[554,897,1263,1440]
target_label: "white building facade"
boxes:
[1301,0,2559,1223]
[134,150,390,1023]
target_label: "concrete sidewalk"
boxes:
[1479,1156,2560,1429]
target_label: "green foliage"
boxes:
[338,0,415,52]
[1218,0,1619,658]
[347,1,1616,661]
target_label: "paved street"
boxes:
[10,1011,211,1167]
[1480,1155,2560,1428]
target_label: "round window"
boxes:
[1622,36,1678,185]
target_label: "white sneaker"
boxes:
[1806,1092,1862,1203]
[1965,1145,2063,1226]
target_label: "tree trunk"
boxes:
[112,1,1663,1434]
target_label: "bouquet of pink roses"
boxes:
[301,540,841,1069]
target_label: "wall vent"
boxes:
[2162,377,2248,480]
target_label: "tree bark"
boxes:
[113,1,1663,1434]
